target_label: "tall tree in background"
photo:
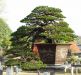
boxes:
[0,18,11,75]
[0,18,11,55]
[21,6,76,43]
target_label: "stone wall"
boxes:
[55,44,70,64]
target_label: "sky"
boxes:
[1,0,81,36]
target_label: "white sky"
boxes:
[1,0,81,36]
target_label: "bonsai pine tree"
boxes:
[20,6,76,44]
[5,6,76,70]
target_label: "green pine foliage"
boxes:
[5,26,46,70]
[20,6,76,43]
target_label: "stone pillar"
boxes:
[15,66,19,75]
[71,67,74,75]
[43,72,50,75]
[6,66,14,75]
[0,61,3,75]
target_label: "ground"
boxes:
[3,72,81,75]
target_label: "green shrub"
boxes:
[21,60,46,70]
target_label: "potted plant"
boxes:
[20,6,76,64]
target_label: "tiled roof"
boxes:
[70,42,81,53]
